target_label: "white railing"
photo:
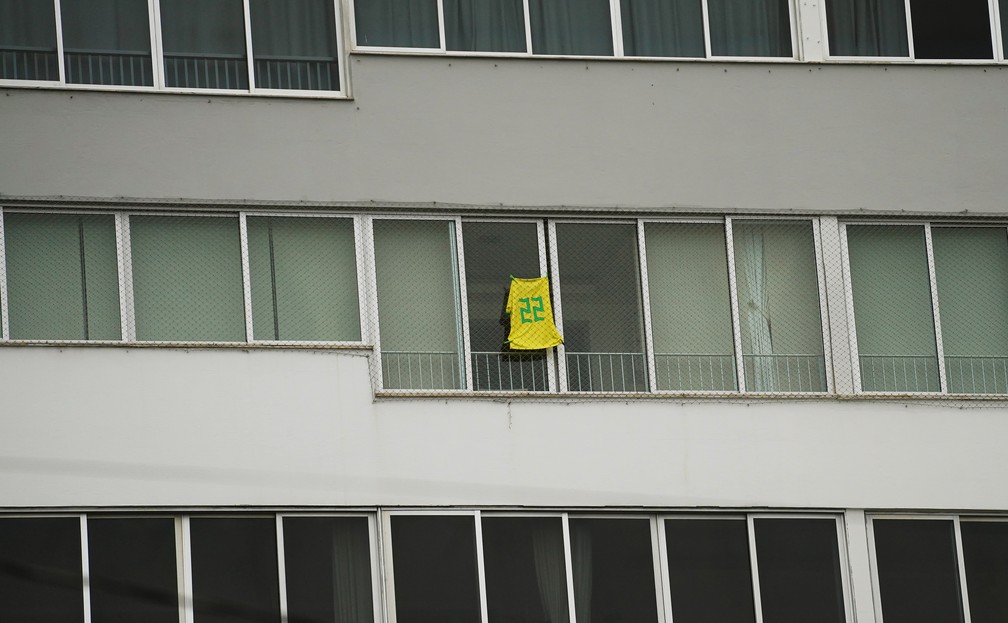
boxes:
[253,55,338,91]
[471,351,549,392]
[743,353,827,393]
[381,351,462,390]
[654,353,736,392]
[945,356,1008,395]
[859,355,940,393]
[164,53,247,89]
[64,49,152,86]
[566,352,647,392]
[1,46,58,81]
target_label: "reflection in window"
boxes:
[0,0,58,80]
[960,520,1008,622]
[707,0,792,57]
[645,222,735,392]
[159,0,249,89]
[391,515,481,623]
[463,221,548,391]
[621,0,705,57]
[0,517,84,621]
[445,0,526,52]
[354,0,440,48]
[250,0,341,91]
[61,0,153,86]
[482,517,569,623]
[847,225,939,392]
[570,518,659,623]
[733,221,825,392]
[374,220,464,390]
[4,213,121,340]
[247,216,361,342]
[556,223,647,392]
[528,0,614,56]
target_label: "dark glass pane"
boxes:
[354,0,440,48]
[61,0,153,86]
[621,0,705,57]
[569,518,659,623]
[390,515,481,623]
[249,0,340,91]
[0,517,84,622]
[88,517,179,623]
[0,0,59,80]
[482,517,568,623]
[529,0,614,55]
[159,0,249,89]
[284,517,374,623]
[462,221,547,391]
[445,0,527,52]
[753,518,845,623]
[665,518,756,623]
[825,0,908,56]
[960,521,1008,623]
[873,519,964,623]
[190,517,280,623]
[910,0,992,59]
[707,0,792,56]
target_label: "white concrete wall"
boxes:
[1,346,1004,510]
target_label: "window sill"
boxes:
[0,340,373,351]
[0,80,353,100]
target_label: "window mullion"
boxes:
[242,0,256,90]
[812,218,836,393]
[437,0,447,51]
[149,0,165,89]
[238,212,254,342]
[701,0,713,58]
[838,224,862,392]
[924,224,949,393]
[562,513,578,623]
[454,217,474,390]
[638,220,658,393]
[989,0,1002,61]
[523,0,533,53]
[53,0,66,83]
[362,217,383,389]
[80,515,92,623]
[353,215,370,346]
[275,515,289,621]
[474,511,490,623]
[724,218,747,393]
[536,220,559,391]
[0,208,9,341]
[904,0,916,58]
[610,0,625,57]
[953,516,974,623]
[179,516,194,623]
[547,220,568,391]
[747,515,766,623]
[114,213,136,342]
[379,511,398,623]
[650,516,669,623]
[655,517,674,623]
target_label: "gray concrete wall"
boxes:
[2,55,1007,215]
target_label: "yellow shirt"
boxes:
[504,276,564,350]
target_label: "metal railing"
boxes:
[859,355,941,393]
[381,351,462,390]
[566,352,647,392]
[471,351,549,392]
[64,49,153,86]
[1,46,58,81]
[945,356,1008,395]
[164,52,248,89]
[743,353,827,393]
[654,353,737,392]
[254,55,339,91]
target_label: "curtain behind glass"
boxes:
[445,0,526,52]
[61,0,153,85]
[529,0,614,55]
[354,0,440,47]
[159,0,248,88]
[5,213,121,340]
[707,0,792,57]
[621,0,705,57]
[250,0,339,90]
[0,0,58,80]
[824,0,908,56]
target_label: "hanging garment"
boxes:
[505,276,564,350]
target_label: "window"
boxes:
[621,0,706,57]
[159,0,249,90]
[3,212,121,341]
[0,516,84,621]
[825,0,994,59]
[0,0,58,80]
[444,0,526,52]
[249,0,342,91]
[706,0,793,57]
[529,0,614,56]
[61,0,154,86]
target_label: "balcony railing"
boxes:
[566,352,647,392]
[743,353,827,393]
[381,351,462,390]
[1,46,58,81]
[945,356,1008,395]
[654,353,736,392]
[64,49,153,86]
[471,351,549,392]
[254,55,339,91]
[859,355,940,393]
[164,52,248,90]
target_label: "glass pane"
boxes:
[482,517,569,623]
[190,517,280,623]
[569,518,659,623]
[664,518,756,623]
[159,0,248,89]
[248,216,361,342]
[872,519,964,623]
[910,0,992,59]
[0,0,59,80]
[932,228,1008,395]
[88,517,179,623]
[463,221,548,391]
[824,0,908,56]
[390,515,481,623]
[250,0,340,91]
[354,0,440,47]
[529,0,614,55]
[960,521,1008,623]
[753,518,845,623]
[61,0,153,86]
[5,213,121,340]
[445,0,526,52]
[846,225,939,392]
[707,0,792,56]
[733,221,825,392]
[644,222,735,391]
[374,220,463,390]
[621,0,705,57]
[130,216,245,342]
[284,516,374,623]
[557,222,647,392]
[0,517,84,622]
